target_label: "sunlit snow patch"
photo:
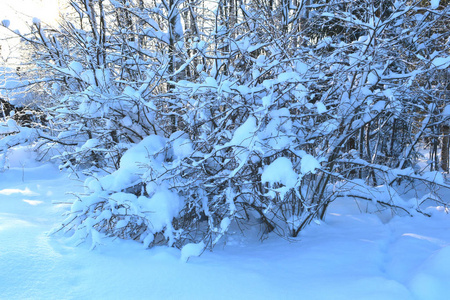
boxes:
[22,199,44,206]
[0,188,39,196]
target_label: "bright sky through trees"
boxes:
[0,0,60,60]
[0,0,60,29]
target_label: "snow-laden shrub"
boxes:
[4,0,450,253]
[48,87,158,171]
[63,134,183,248]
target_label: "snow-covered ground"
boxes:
[1,148,450,300]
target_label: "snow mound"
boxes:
[261,157,298,189]
[180,241,205,262]
[301,154,320,175]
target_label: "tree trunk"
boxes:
[441,123,449,173]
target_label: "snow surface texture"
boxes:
[2,151,450,299]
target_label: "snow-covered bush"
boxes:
[2,0,450,252]
[64,135,184,248]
